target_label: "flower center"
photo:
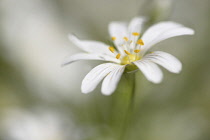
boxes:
[121,54,141,72]
[121,54,141,65]
[109,34,145,72]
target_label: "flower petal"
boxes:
[68,34,111,55]
[128,17,146,38]
[141,22,194,55]
[108,22,128,53]
[133,60,163,83]
[62,53,120,66]
[101,65,125,95]
[144,51,182,73]
[81,63,121,94]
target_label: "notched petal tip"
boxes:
[68,33,77,40]
[61,59,77,67]
[101,90,113,96]
[174,62,182,74]
[131,16,147,23]
[68,33,73,37]
[178,27,195,36]
[61,62,67,67]
[81,87,90,94]
[81,80,94,94]
[151,78,163,84]
[61,58,73,67]
[187,28,195,35]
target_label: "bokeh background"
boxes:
[0,0,209,140]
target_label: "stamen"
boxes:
[111,37,116,41]
[109,46,115,53]
[134,49,140,53]
[132,32,140,36]
[124,50,131,55]
[137,39,144,45]
[116,53,121,59]
[123,37,129,41]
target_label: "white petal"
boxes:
[128,16,146,38]
[68,34,111,55]
[62,53,120,66]
[108,22,128,53]
[101,65,125,95]
[62,53,104,66]
[133,60,163,83]
[100,54,122,63]
[141,22,194,54]
[144,51,182,73]
[81,63,121,94]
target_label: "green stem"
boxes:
[119,72,136,140]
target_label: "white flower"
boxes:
[63,17,194,95]
[1,110,82,140]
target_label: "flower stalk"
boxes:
[119,72,136,140]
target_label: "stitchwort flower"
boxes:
[63,17,194,95]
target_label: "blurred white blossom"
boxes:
[0,0,86,99]
[1,109,82,140]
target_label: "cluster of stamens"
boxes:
[108,32,144,65]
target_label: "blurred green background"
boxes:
[0,0,209,140]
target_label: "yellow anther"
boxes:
[124,50,131,55]
[132,32,140,36]
[111,37,116,41]
[109,46,115,53]
[123,37,129,41]
[134,49,140,53]
[116,53,121,59]
[137,39,144,45]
